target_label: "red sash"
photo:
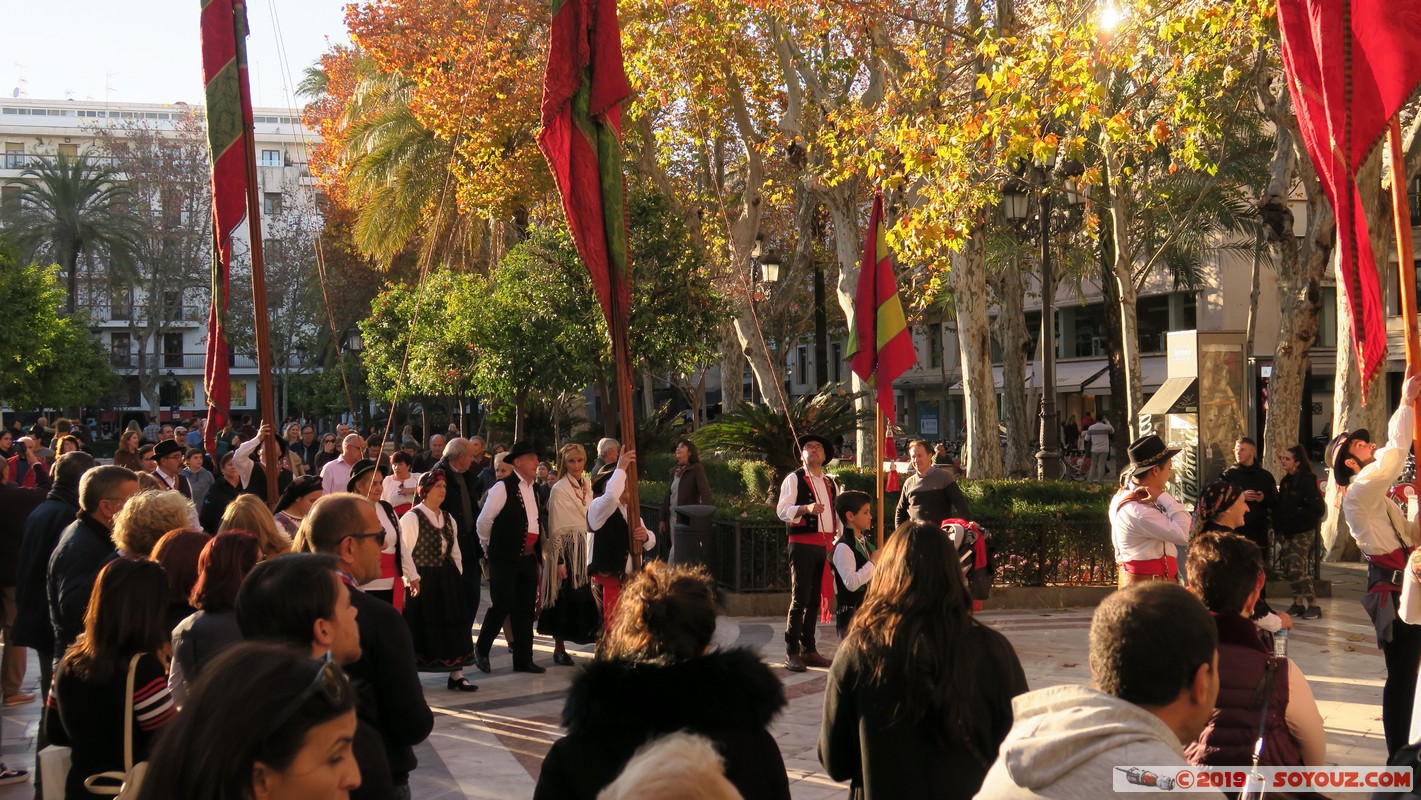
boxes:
[379,553,404,612]
[1121,556,1178,579]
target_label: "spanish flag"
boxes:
[848,192,916,424]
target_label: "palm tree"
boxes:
[5,153,138,314]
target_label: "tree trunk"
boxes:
[953,231,1004,478]
[1099,214,1132,462]
[1105,146,1144,443]
[718,324,745,410]
[991,259,1032,477]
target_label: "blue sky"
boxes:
[3,0,351,109]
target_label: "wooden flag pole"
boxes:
[1387,116,1421,474]
[875,380,886,549]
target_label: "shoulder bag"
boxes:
[82,652,149,798]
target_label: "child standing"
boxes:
[831,491,877,638]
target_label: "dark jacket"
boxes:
[199,477,243,534]
[894,466,970,529]
[819,623,1028,800]
[47,512,118,655]
[14,484,81,652]
[0,482,48,587]
[661,461,712,526]
[431,457,481,558]
[1274,470,1326,537]
[1186,613,1301,770]
[534,648,790,800]
[1219,460,1278,544]
[341,583,434,786]
[170,610,244,693]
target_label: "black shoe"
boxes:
[552,652,575,666]
[1301,606,1323,620]
[472,652,491,674]
[447,676,479,692]
[1285,603,1306,617]
[784,654,806,673]
[513,662,546,674]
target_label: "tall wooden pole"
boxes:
[875,381,886,548]
[237,2,279,507]
[609,282,642,571]
[1387,117,1421,471]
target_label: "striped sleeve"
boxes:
[133,671,177,731]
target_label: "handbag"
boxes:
[81,653,149,798]
[38,744,72,799]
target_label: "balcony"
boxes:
[83,303,208,326]
[108,351,262,370]
[2,153,123,171]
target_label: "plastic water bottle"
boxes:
[1273,628,1289,658]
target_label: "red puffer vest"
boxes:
[1185,613,1301,769]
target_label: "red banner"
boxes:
[847,193,916,425]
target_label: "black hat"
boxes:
[1327,429,1371,487]
[346,459,388,492]
[506,441,538,461]
[796,434,835,457]
[153,440,184,459]
[1125,434,1182,476]
[275,475,323,514]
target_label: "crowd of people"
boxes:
[0,403,1411,799]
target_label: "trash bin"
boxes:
[670,504,716,570]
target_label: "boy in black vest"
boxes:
[588,448,655,631]
[774,434,839,672]
[830,491,876,639]
[474,441,545,674]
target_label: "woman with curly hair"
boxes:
[111,489,194,557]
[535,562,790,800]
[819,520,1028,800]
[218,493,292,559]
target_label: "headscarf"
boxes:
[417,469,447,501]
[1190,480,1246,539]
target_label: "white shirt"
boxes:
[831,536,874,592]
[776,469,838,536]
[1109,487,1191,563]
[230,436,262,489]
[476,473,540,553]
[321,455,358,497]
[1343,403,1418,558]
[362,502,421,591]
[381,473,420,508]
[586,467,655,570]
[400,504,463,573]
[153,465,184,491]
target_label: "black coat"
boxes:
[534,648,790,800]
[13,484,80,652]
[431,457,483,558]
[341,585,434,786]
[199,477,243,534]
[47,512,118,656]
[0,483,48,587]
[1274,470,1326,537]
[819,623,1028,800]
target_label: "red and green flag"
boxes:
[848,192,915,424]
[537,0,633,327]
[1277,0,1421,397]
[198,0,254,453]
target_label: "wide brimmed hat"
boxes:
[796,434,835,457]
[346,459,388,492]
[275,475,323,514]
[1327,429,1371,487]
[153,440,184,459]
[505,441,538,461]
[1125,434,1181,476]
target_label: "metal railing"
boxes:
[108,352,261,370]
[2,153,122,170]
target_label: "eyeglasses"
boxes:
[340,530,384,545]
[267,652,349,736]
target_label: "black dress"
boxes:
[400,505,474,672]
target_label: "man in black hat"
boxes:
[1110,434,1191,586]
[473,441,545,674]
[774,434,839,672]
[150,439,191,499]
[1331,373,1421,758]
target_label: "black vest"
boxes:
[831,531,873,611]
[788,469,837,536]
[488,475,539,560]
[590,507,631,578]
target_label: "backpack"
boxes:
[942,518,993,609]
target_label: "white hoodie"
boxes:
[975,685,1225,800]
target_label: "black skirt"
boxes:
[537,580,602,645]
[403,560,474,672]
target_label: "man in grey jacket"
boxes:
[976,582,1224,799]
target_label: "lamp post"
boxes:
[748,241,780,403]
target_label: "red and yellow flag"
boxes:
[537,0,633,327]
[848,192,916,424]
[1277,0,1421,397]
[198,0,255,453]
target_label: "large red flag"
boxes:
[1277,0,1421,397]
[847,193,916,425]
[538,0,633,326]
[199,0,255,453]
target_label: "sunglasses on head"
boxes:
[267,651,349,736]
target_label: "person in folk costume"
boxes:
[538,443,601,665]
[399,469,477,690]
[1110,434,1191,588]
[830,491,876,639]
[774,434,840,673]
[272,475,322,537]
[349,460,419,611]
[587,448,657,633]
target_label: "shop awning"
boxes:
[1038,361,1110,393]
[1139,377,1199,416]
[948,365,1034,395]
[1080,355,1168,396]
